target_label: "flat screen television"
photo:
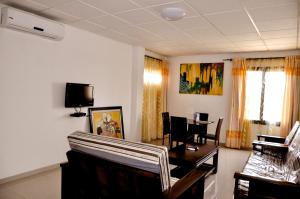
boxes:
[65,83,94,108]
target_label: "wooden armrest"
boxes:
[252,140,288,149]
[256,134,285,143]
[234,172,299,189]
[163,168,208,199]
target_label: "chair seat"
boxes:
[205,134,215,139]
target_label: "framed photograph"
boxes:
[88,106,125,139]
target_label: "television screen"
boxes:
[65,83,94,107]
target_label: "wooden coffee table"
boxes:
[168,143,219,176]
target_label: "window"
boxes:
[245,69,285,125]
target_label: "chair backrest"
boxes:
[162,112,170,135]
[284,121,300,145]
[215,117,224,143]
[193,112,209,133]
[67,131,171,193]
[170,116,188,143]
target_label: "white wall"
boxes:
[0,24,134,179]
[168,50,300,144]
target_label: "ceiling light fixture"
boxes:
[161,7,186,21]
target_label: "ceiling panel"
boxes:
[185,28,231,44]
[131,0,182,7]
[0,0,299,55]
[115,9,160,25]
[205,10,257,34]
[169,16,212,30]
[0,0,49,12]
[31,0,74,8]
[264,37,297,46]
[55,0,105,19]
[80,0,139,14]
[89,15,132,31]
[72,20,106,34]
[226,33,260,41]
[243,0,297,9]
[185,0,242,14]
[149,2,198,19]
[41,8,80,23]
[260,29,297,39]
[233,40,265,47]
[256,18,297,31]
[248,3,297,22]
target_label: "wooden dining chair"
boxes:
[162,112,170,145]
[170,116,193,149]
[193,112,209,144]
[203,117,224,145]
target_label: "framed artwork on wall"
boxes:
[179,62,224,95]
[88,106,125,139]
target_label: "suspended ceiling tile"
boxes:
[267,44,297,50]
[243,0,297,9]
[149,1,198,19]
[185,0,242,14]
[255,18,297,32]
[264,37,297,45]
[131,0,183,7]
[41,8,80,23]
[89,15,131,31]
[248,3,297,22]
[79,0,139,14]
[205,10,257,35]
[72,20,107,34]
[55,0,105,19]
[1,0,49,12]
[138,21,178,35]
[233,40,265,47]
[260,29,297,39]
[31,0,74,8]
[226,33,260,41]
[115,9,160,25]
[169,16,212,30]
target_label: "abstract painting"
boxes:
[88,106,124,139]
[180,62,224,95]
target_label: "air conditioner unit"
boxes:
[1,7,64,41]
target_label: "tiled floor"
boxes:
[0,143,250,199]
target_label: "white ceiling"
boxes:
[0,0,299,56]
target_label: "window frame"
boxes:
[247,67,284,126]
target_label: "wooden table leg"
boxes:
[213,148,219,174]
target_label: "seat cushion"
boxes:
[68,131,171,191]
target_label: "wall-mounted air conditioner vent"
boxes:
[1,7,64,41]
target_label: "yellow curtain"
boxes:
[142,56,168,142]
[280,56,300,136]
[225,58,251,149]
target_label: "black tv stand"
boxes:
[70,112,86,117]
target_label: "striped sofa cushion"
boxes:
[68,131,171,191]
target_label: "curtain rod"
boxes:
[222,57,285,61]
[145,55,162,61]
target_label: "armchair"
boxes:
[234,126,300,198]
[252,121,300,156]
[61,131,210,199]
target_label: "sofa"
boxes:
[234,125,300,198]
[61,131,211,199]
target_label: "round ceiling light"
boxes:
[161,7,186,21]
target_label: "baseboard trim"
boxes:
[0,163,60,185]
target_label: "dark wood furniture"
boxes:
[234,125,300,198]
[202,117,223,145]
[193,113,209,143]
[162,112,171,145]
[61,150,210,199]
[170,116,194,149]
[252,121,300,155]
[168,143,219,175]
